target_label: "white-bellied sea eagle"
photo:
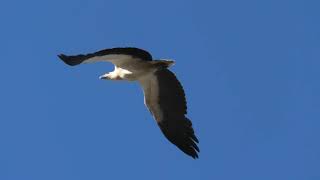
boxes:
[58,47,200,158]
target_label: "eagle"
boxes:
[58,47,200,158]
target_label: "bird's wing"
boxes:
[58,47,152,67]
[139,69,199,158]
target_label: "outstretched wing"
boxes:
[139,69,199,158]
[58,47,152,67]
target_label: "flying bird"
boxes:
[58,47,200,158]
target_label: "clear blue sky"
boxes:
[0,0,319,179]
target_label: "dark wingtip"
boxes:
[57,54,81,66]
[185,143,200,159]
[58,54,70,65]
[158,118,200,159]
[57,54,66,60]
[193,153,199,159]
[188,148,199,159]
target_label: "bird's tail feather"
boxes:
[151,60,175,68]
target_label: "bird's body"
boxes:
[58,47,200,158]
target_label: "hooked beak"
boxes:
[99,74,108,79]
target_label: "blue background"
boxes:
[1,0,319,179]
